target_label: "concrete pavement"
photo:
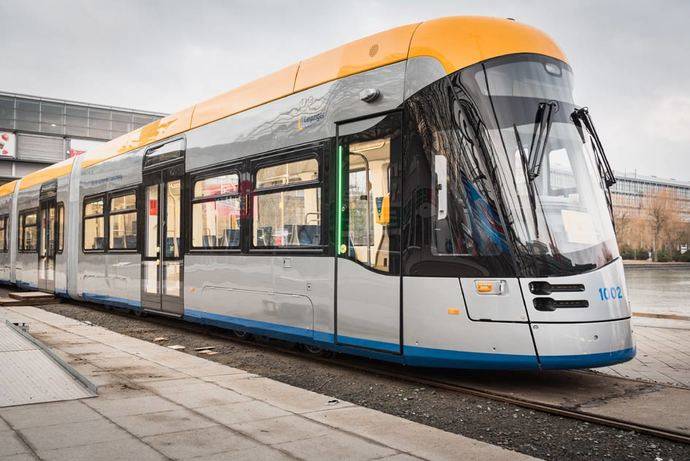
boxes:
[597,318,690,388]
[0,305,536,461]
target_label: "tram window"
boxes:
[109,192,137,250]
[253,189,321,247]
[83,197,105,251]
[547,148,578,196]
[19,211,38,252]
[346,138,392,271]
[144,139,184,168]
[57,203,64,253]
[0,216,6,252]
[193,174,238,197]
[192,173,240,249]
[429,124,507,257]
[165,180,181,258]
[256,158,318,189]
[145,185,158,258]
[253,158,321,248]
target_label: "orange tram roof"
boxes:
[9,16,565,194]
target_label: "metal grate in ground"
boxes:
[0,322,95,407]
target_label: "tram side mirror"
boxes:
[434,154,448,221]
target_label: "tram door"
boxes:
[141,163,185,316]
[37,198,57,292]
[335,112,402,353]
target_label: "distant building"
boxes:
[0,91,165,184]
[611,171,690,222]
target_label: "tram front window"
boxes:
[458,55,618,276]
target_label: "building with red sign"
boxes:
[0,91,164,184]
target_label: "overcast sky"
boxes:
[2,0,689,180]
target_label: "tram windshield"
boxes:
[459,55,618,276]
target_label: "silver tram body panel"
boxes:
[0,55,635,369]
[15,184,40,289]
[76,148,144,307]
[0,183,16,282]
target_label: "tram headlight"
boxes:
[474,280,506,295]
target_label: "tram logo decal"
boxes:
[296,112,325,131]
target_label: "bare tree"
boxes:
[645,190,680,261]
[614,209,631,243]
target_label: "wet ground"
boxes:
[624,264,690,316]
[33,301,690,461]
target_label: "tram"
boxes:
[0,17,635,369]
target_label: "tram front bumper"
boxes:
[532,317,636,369]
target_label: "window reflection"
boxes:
[109,192,137,250]
[192,173,240,249]
[347,138,392,271]
[253,188,321,247]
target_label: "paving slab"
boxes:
[0,430,30,457]
[154,383,251,408]
[0,454,39,461]
[187,445,295,461]
[597,318,690,388]
[197,400,292,425]
[230,414,332,445]
[84,394,182,418]
[19,419,131,451]
[142,425,259,459]
[0,400,101,429]
[274,432,397,461]
[221,376,355,414]
[111,409,218,438]
[37,438,166,461]
[304,406,527,461]
[0,305,537,461]
[0,415,11,432]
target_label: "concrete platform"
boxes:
[6,292,57,306]
[8,292,55,301]
[597,317,690,388]
[0,305,535,461]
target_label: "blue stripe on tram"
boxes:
[184,308,632,370]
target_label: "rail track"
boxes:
[49,300,690,446]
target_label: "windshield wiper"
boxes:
[513,125,540,238]
[571,107,616,187]
[527,100,558,181]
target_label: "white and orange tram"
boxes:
[0,17,634,369]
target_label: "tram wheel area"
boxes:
[24,297,690,461]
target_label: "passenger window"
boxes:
[109,192,137,250]
[194,174,238,197]
[253,158,321,248]
[20,211,38,252]
[0,216,6,252]
[256,158,318,189]
[192,173,240,248]
[83,197,105,251]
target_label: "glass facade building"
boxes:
[0,91,165,183]
[611,171,690,222]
